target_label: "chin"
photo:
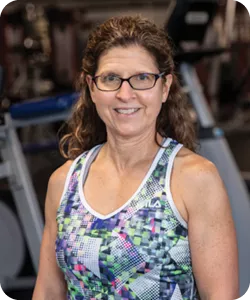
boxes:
[114,127,142,139]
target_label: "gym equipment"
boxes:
[0,91,78,290]
[167,0,250,296]
[166,0,219,49]
[9,93,78,120]
[2,5,54,100]
[0,113,43,290]
[0,201,25,284]
[47,7,78,87]
[180,63,250,296]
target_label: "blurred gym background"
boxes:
[0,0,250,299]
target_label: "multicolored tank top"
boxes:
[56,137,199,300]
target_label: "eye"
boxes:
[102,74,120,82]
[136,73,150,81]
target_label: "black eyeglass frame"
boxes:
[92,72,166,91]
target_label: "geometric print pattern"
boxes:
[168,237,191,274]
[109,232,149,291]
[55,138,200,299]
[129,265,161,299]
[171,284,183,300]
[78,236,102,278]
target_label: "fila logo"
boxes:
[145,199,161,208]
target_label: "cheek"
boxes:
[143,90,164,109]
[92,93,115,120]
[92,91,113,107]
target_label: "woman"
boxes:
[32,15,238,300]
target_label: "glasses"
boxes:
[92,72,165,91]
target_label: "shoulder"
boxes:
[46,160,74,209]
[174,147,228,218]
[42,160,74,224]
[175,147,219,181]
[49,148,93,187]
[48,160,74,189]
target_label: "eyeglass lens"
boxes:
[95,73,157,91]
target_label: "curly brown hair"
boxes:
[59,15,196,159]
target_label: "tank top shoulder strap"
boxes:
[56,152,88,220]
[163,138,183,190]
[157,137,182,173]
[162,138,187,228]
[57,144,103,214]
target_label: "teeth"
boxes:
[115,108,139,114]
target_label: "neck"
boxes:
[99,131,164,174]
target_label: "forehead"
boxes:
[96,45,158,74]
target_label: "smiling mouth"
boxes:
[114,108,140,115]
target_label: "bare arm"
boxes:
[184,158,239,300]
[32,161,73,300]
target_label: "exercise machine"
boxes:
[166,0,250,296]
[0,77,78,290]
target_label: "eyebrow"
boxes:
[97,70,155,77]
[97,71,120,77]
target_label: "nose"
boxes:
[116,80,135,101]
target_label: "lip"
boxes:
[113,108,141,117]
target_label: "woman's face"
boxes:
[86,45,172,139]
